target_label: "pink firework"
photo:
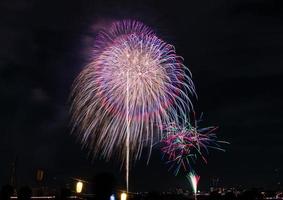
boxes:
[70,20,195,163]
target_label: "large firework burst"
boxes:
[70,20,195,163]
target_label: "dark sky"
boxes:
[1,0,283,192]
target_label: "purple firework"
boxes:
[70,20,195,163]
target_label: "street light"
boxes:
[121,192,127,200]
[76,181,83,194]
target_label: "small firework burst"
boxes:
[160,114,228,175]
[187,172,200,199]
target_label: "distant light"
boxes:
[11,196,56,199]
[76,181,83,193]
[36,169,44,182]
[110,194,115,200]
[121,192,127,200]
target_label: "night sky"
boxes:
[1,0,283,192]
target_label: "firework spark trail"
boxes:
[70,20,195,190]
[126,70,130,192]
[160,115,228,175]
[187,172,200,200]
